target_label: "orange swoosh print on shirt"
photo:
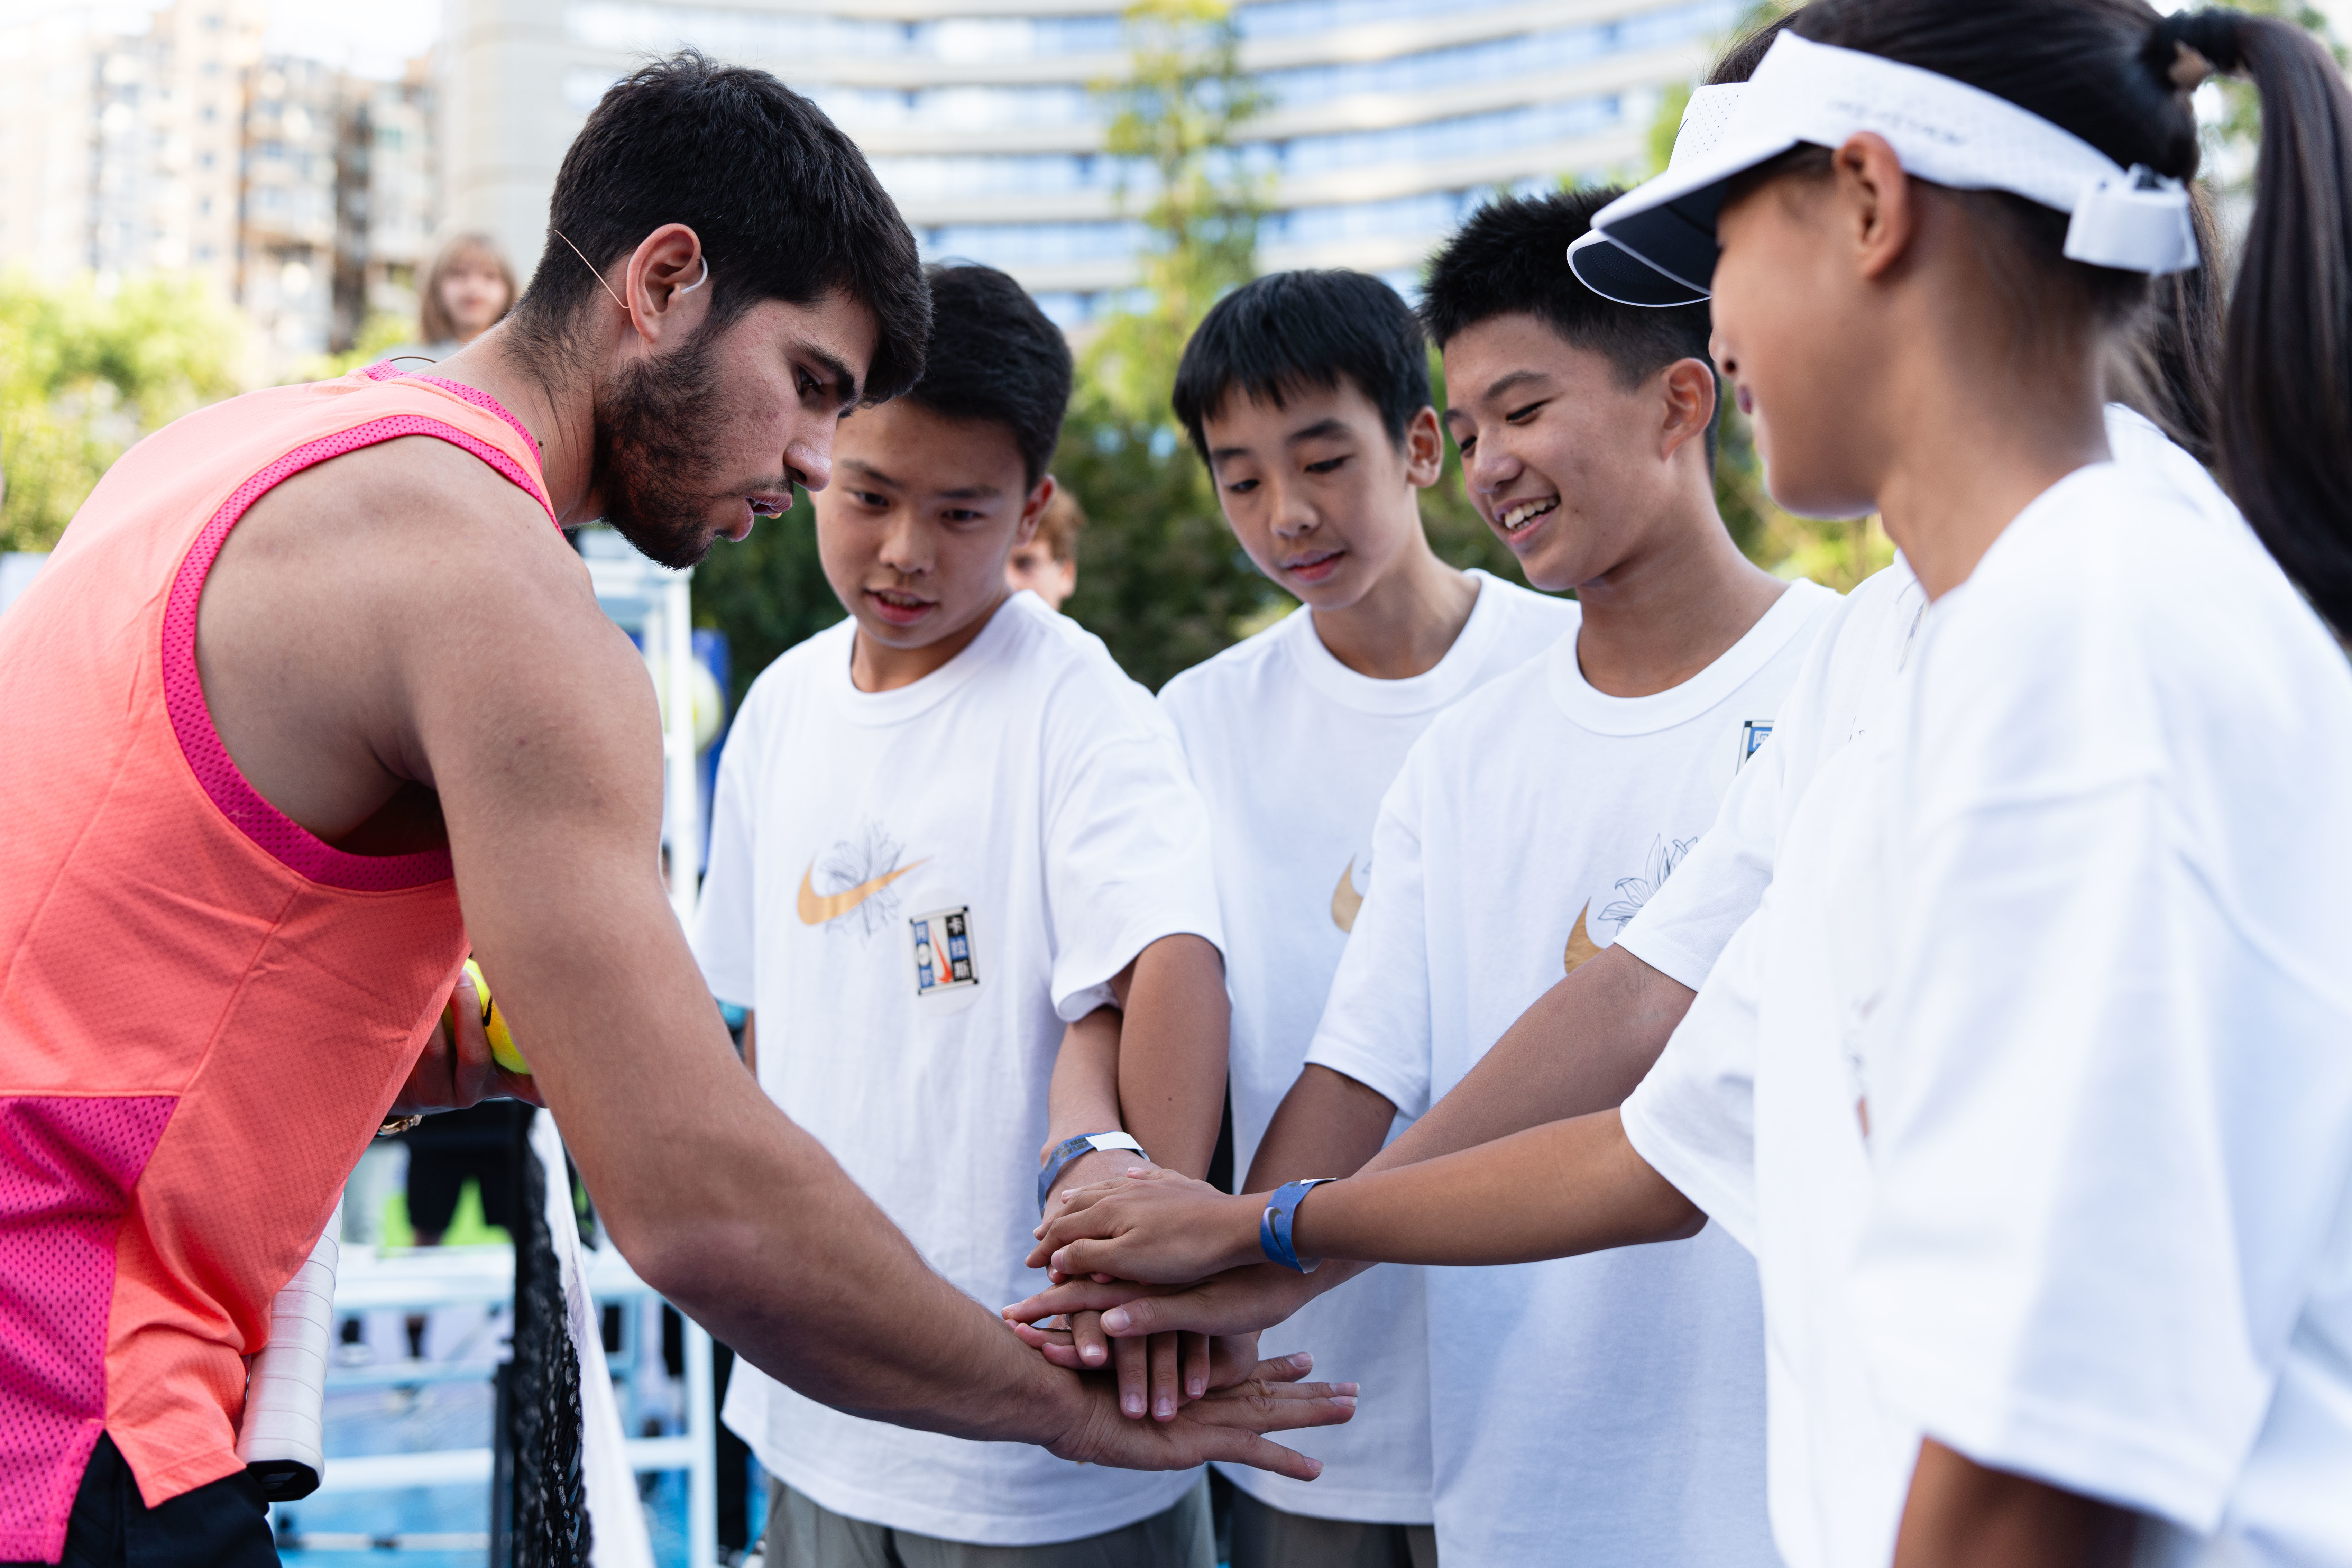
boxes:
[1331,858,1366,933]
[797,858,928,925]
[1562,902,1602,975]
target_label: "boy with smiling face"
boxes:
[1235,190,1834,1564]
[1154,270,1572,1566]
[690,263,1238,1566]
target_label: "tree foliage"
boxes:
[1,273,242,551]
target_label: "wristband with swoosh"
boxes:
[1260,1178,1339,1273]
[1038,1132,1149,1213]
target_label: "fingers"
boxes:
[1001,1279,1159,1325]
[1007,1321,1086,1369]
[1045,1238,1124,1281]
[1113,1332,1149,1419]
[1180,1331,1210,1402]
[1068,1310,1110,1372]
[1189,1431,1323,1483]
[1244,1351,1313,1386]
[1149,1332,1179,1422]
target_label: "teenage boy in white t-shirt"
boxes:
[1155,270,1571,1566]
[1206,191,1831,1565]
[691,263,1234,1566]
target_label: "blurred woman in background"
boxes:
[412,231,517,360]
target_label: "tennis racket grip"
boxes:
[237,1198,340,1501]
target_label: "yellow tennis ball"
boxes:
[458,957,531,1076]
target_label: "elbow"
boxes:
[606,1212,741,1312]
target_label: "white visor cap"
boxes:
[1589,30,2200,300]
[1568,84,1748,307]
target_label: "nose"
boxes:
[1466,431,1521,499]
[1266,473,1317,539]
[876,507,929,578]
[787,423,833,494]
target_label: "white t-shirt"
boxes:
[1619,406,2249,1002]
[1309,578,1836,1565]
[1624,461,2352,1567]
[1157,569,1571,1524]
[691,591,1224,1546]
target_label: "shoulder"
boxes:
[1157,608,1300,724]
[1414,635,1558,755]
[995,596,1169,740]
[1469,570,1580,635]
[734,619,854,731]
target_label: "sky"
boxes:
[0,0,442,77]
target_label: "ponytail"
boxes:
[2161,10,2352,638]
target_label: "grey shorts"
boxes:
[1227,1487,1439,1568]
[761,1475,1213,1568]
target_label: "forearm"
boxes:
[1243,1066,1396,1191]
[1893,1441,2134,1568]
[1110,934,1229,1179]
[1361,945,1692,1178]
[1295,1110,1700,1267]
[1047,1006,1124,1150]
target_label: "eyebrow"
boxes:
[841,458,898,488]
[791,339,862,410]
[1477,369,1552,404]
[1285,417,1351,446]
[935,483,1003,501]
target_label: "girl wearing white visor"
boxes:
[1017,5,2352,1564]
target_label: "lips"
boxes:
[1494,496,1559,537]
[866,587,934,628]
[1283,549,1345,585]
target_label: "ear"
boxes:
[1658,358,1718,463]
[1402,405,1446,489]
[622,223,711,346]
[1014,473,1056,548]
[1832,132,1919,283]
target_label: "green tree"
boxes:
[1,273,242,552]
[690,491,844,711]
[1055,0,1289,688]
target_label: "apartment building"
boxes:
[440,0,1740,324]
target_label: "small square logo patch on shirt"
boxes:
[1738,719,1774,771]
[911,906,980,996]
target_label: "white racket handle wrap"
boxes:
[236,1197,340,1499]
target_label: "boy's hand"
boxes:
[1046,1351,1355,1480]
[1014,1317,1264,1423]
[1029,1167,1263,1283]
[389,966,544,1115]
[1005,1263,1328,1342]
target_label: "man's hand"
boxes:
[1029,1167,1263,1284]
[388,966,544,1116]
[1046,1351,1356,1481]
[1007,1263,1327,1342]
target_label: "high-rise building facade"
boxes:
[442,0,1739,323]
[0,1,436,375]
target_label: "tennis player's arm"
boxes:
[402,519,1340,1459]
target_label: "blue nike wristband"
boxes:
[1038,1132,1149,1213]
[1260,1178,1339,1274]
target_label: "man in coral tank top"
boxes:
[0,55,1351,1567]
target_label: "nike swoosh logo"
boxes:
[1331,858,1365,933]
[1563,901,1602,975]
[798,858,927,925]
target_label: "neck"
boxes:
[1309,526,1479,680]
[851,590,1010,693]
[429,321,605,525]
[1871,349,2109,603]
[1573,483,1787,699]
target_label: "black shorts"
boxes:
[3,1434,276,1568]
[401,1102,533,1235]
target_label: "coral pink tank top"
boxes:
[0,364,555,1559]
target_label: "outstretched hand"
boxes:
[389,966,544,1116]
[1046,1350,1355,1480]
[1028,1166,1263,1284]
[1007,1262,1326,1342]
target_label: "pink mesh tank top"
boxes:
[0,364,555,1559]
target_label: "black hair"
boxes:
[902,263,1072,489]
[1714,4,2220,463]
[1787,0,2352,634]
[1170,270,1432,463]
[507,52,930,405]
[1419,189,1719,463]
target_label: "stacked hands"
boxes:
[1005,1165,1342,1476]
